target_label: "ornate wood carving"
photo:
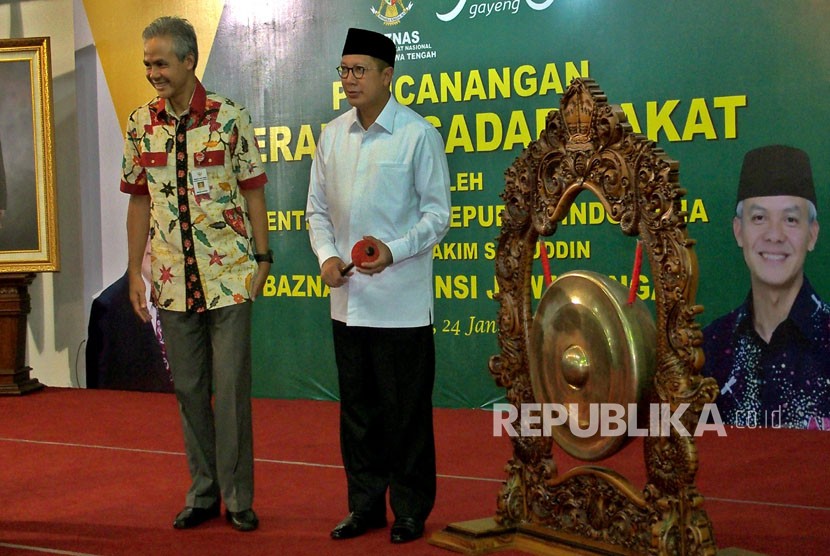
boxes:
[0,272,43,395]
[489,78,719,555]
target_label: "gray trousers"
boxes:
[159,302,254,512]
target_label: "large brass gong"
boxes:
[529,270,656,461]
[429,78,720,556]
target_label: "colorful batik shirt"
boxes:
[120,80,267,312]
[703,278,830,430]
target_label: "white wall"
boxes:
[1,0,84,387]
[74,1,129,304]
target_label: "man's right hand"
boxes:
[321,257,350,288]
[128,271,151,323]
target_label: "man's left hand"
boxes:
[355,235,392,275]
[250,261,271,300]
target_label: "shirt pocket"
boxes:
[194,150,225,167]
[374,162,412,194]
[139,152,171,188]
[139,152,168,167]
[372,162,414,217]
[193,148,232,193]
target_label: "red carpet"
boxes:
[0,388,828,555]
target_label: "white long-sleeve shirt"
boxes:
[306,96,451,327]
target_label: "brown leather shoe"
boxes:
[330,512,387,540]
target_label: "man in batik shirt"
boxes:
[121,16,271,532]
[703,145,830,430]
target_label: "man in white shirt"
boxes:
[306,27,451,545]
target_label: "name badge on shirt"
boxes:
[191,168,210,195]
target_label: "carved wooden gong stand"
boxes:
[430,78,720,555]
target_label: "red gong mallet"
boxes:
[340,238,380,276]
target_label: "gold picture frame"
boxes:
[0,37,59,273]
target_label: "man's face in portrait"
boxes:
[339,54,393,114]
[733,195,819,291]
[143,35,194,108]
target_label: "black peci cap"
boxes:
[342,27,396,67]
[737,144,816,206]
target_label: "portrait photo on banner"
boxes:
[0,37,59,273]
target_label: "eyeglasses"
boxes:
[336,65,379,79]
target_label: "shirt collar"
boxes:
[156,79,207,122]
[348,95,397,134]
[739,276,821,339]
[374,95,397,133]
[787,276,823,337]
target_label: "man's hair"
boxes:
[735,199,818,223]
[142,16,199,69]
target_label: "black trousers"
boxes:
[332,320,437,521]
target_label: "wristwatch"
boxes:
[254,249,273,263]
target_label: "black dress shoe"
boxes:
[173,503,221,529]
[330,512,387,540]
[390,517,424,544]
[226,508,259,532]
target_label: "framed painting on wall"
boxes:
[0,37,59,273]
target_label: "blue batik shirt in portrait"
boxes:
[703,277,830,430]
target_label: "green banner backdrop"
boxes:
[200,0,830,408]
